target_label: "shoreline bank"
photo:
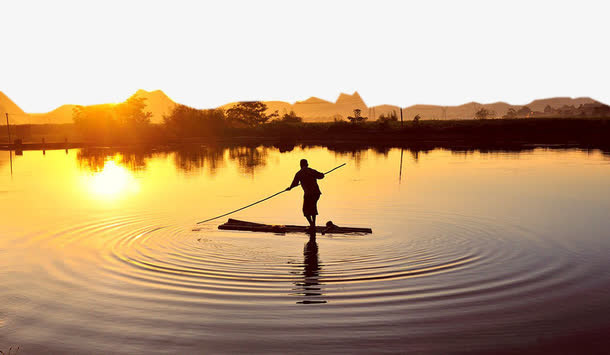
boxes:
[2,118,609,152]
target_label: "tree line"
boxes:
[71,95,610,144]
[72,95,153,143]
[72,96,308,142]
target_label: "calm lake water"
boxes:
[1,145,610,354]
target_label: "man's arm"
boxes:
[314,169,325,179]
[286,172,300,191]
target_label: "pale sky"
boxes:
[1,0,609,113]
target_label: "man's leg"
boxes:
[311,194,319,230]
[306,215,314,228]
[305,215,313,226]
[306,214,316,236]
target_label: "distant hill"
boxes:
[298,97,332,105]
[221,92,369,122]
[0,91,28,124]
[396,98,600,120]
[29,104,76,124]
[2,89,605,125]
[221,94,601,122]
[131,89,177,123]
[525,97,599,112]
[401,102,514,120]
[19,89,178,124]
[369,98,600,121]
[295,92,367,121]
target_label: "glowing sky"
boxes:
[1,0,609,113]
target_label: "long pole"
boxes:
[399,148,404,183]
[400,107,403,126]
[5,113,11,146]
[196,163,347,225]
[5,113,13,177]
[9,148,13,176]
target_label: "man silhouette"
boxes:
[286,159,324,231]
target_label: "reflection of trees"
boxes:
[172,146,226,175]
[372,146,391,157]
[329,147,366,168]
[77,148,152,172]
[228,146,268,175]
[326,145,402,168]
[340,150,363,168]
[172,145,269,175]
[172,145,270,175]
[326,145,436,168]
[77,149,107,172]
[74,143,595,178]
[272,141,296,153]
[76,145,271,175]
[410,149,421,163]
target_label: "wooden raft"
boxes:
[218,219,372,234]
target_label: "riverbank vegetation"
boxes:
[2,98,610,149]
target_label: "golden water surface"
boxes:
[1,146,610,353]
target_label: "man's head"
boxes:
[300,159,308,168]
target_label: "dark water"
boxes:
[1,146,610,354]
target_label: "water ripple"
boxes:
[3,209,609,353]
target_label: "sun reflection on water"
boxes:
[83,159,139,200]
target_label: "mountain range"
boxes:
[0,89,604,125]
[22,90,177,125]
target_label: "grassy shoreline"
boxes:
[2,118,610,151]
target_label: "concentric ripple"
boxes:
[3,208,610,353]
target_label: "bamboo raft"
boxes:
[218,219,372,234]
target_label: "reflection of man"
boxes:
[303,238,320,285]
[295,237,326,304]
[286,159,324,231]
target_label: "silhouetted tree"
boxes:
[558,105,576,116]
[517,106,531,117]
[73,105,116,142]
[73,95,152,142]
[115,96,152,126]
[504,108,518,119]
[226,101,278,127]
[332,114,345,122]
[279,110,303,123]
[475,108,495,120]
[378,111,398,122]
[163,105,226,137]
[347,109,368,123]
[413,114,421,123]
